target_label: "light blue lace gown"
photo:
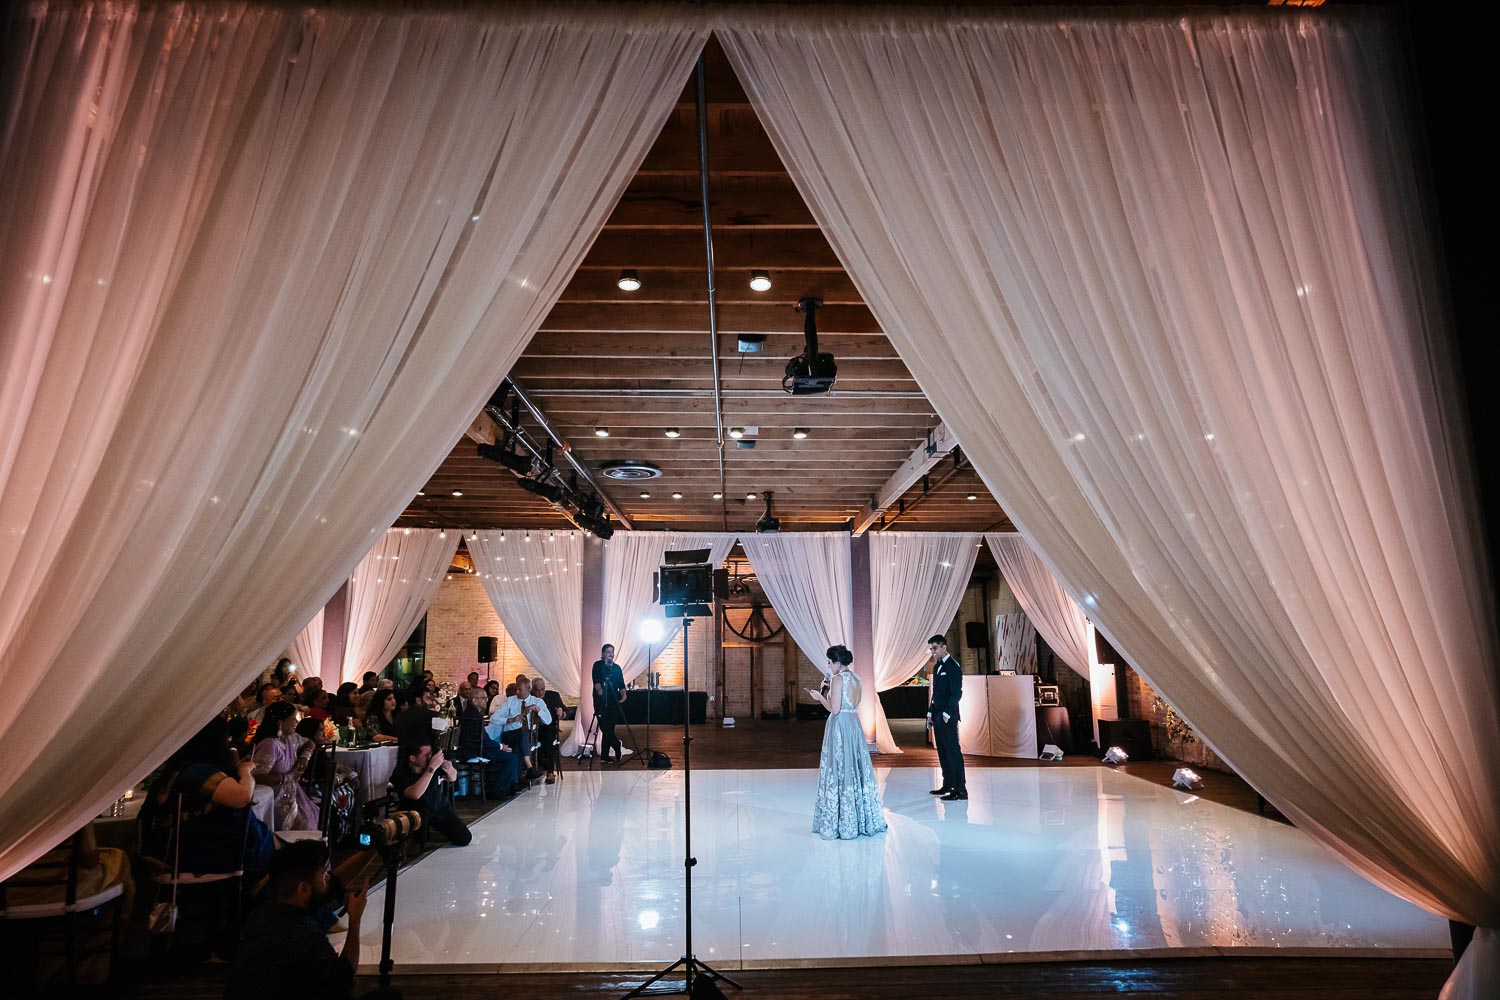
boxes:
[812,672,888,840]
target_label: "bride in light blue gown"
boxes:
[809,644,888,840]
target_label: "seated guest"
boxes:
[487,674,548,781]
[335,680,358,702]
[247,681,282,723]
[393,742,471,847]
[531,675,566,784]
[376,676,394,691]
[227,684,259,718]
[484,679,501,709]
[141,718,274,878]
[329,695,357,729]
[251,701,319,831]
[304,686,332,722]
[391,681,442,747]
[268,657,301,700]
[366,690,399,743]
[225,840,390,1000]
[454,688,521,798]
[300,674,324,707]
[227,715,254,760]
[358,671,379,695]
[466,670,482,690]
[505,682,517,698]
[296,715,332,746]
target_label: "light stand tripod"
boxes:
[629,638,659,768]
[623,617,741,998]
[375,844,402,993]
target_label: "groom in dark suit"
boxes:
[926,634,967,800]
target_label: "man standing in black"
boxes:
[591,643,627,763]
[926,634,967,800]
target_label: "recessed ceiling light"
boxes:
[639,491,651,499]
[452,490,463,497]
[746,492,757,499]
[792,427,809,439]
[664,428,681,438]
[712,492,723,500]
[416,491,425,496]
[966,493,978,501]
[595,427,609,437]
[749,269,772,292]
[617,269,642,292]
[671,492,683,500]
[728,427,744,439]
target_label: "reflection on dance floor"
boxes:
[354,767,1448,971]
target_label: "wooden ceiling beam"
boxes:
[577,230,842,270]
[557,267,863,305]
[535,303,881,335]
[509,357,913,382]
[604,182,816,230]
[534,396,937,417]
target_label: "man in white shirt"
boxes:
[487,674,550,781]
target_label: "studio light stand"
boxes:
[630,622,665,769]
[623,615,739,999]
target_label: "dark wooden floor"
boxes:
[117,720,1452,999]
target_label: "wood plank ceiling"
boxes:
[397,40,1008,534]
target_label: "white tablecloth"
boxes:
[956,675,1037,759]
[335,745,399,802]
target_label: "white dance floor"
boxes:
[355,766,1448,972]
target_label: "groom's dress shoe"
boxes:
[929,787,950,795]
[941,791,968,801]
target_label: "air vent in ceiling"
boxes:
[599,460,663,481]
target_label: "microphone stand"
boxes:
[623,617,740,998]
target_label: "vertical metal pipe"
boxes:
[694,55,728,530]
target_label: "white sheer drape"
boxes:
[341,529,457,684]
[470,529,583,697]
[564,532,736,754]
[0,1,707,878]
[987,533,1092,679]
[868,532,978,753]
[741,532,852,676]
[283,609,324,684]
[721,11,1499,995]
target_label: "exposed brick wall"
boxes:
[424,572,576,706]
[723,605,791,718]
[1125,667,1229,772]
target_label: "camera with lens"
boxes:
[359,809,423,849]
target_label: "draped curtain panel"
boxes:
[987,533,1093,679]
[868,532,978,753]
[0,1,707,878]
[564,532,736,755]
[720,11,1500,996]
[740,532,853,677]
[470,529,583,697]
[282,608,324,685]
[341,529,458,684]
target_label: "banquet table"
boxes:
[334,744,400,804]
[94,784,275,853]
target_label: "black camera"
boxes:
[359,809,423,849]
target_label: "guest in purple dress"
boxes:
[250,701,319,831]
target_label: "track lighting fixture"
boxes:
[749,269,772,292]
[617,269,642,292]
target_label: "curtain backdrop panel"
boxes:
[470,529,583,697]
[283,608,324,684]
[720,11,1500,996]
[0,1,707,878]
[986,534,1092,679]
[741,532,853,677]
[868,532,978,753]
[341,529,457,684]
[564,532,736,755]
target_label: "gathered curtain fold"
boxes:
[0,0,708,879]
[986,534,1092,680]
[740,532,853,677]
[719,10,1499,997]
[564,531,737,754]
[469,529,583,697]
[340,529,458,685]
[282,608,324,684]
[868,532,978,753]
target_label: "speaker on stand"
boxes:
[477,635,498,683]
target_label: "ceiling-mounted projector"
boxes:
[783,297,837,395]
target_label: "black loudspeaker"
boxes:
[965,621,988,650]
[477,636,498,663]
[1098,718,1153,761]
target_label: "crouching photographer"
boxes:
[392,741,472,848]
[226,839,399,1000]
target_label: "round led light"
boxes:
[792,427,809,439]
[749,269,772,292]
[728,427,744,439]
[966,494,978,501]
[664,428,681,438]
[617,269,642,292]
[595,427,610,437]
